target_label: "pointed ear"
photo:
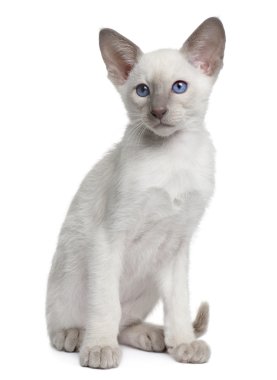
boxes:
[181,17,226,76]
[99,29,142,85]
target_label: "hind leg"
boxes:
[46,265,87,353]
[47,292,86,354]
[118,302,209,353]
[47,282,86,354]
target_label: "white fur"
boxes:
[46,18,225,369]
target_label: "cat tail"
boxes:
[193,302,209,338]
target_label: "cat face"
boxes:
[121,49,214,136]
[99,18,225,137]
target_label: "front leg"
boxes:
[158,243,211,364]
[80,228,122,369]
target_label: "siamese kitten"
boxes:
[46,17,225,369]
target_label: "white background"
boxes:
[1,0,277,378]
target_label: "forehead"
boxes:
[133,49,195,86]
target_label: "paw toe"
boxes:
[88,345,101,368]
[52,331,65,351]
[138,334,152,351]
[149,330,166,352]
[64,328,79,352]
[101,346,121,369]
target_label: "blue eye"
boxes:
[172,81,188,94]
[136,83,150,97]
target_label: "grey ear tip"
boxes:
[205,16,222,23]
[202,17,225,40]
[99,28,106,40]
[99,28,110,35]
[204,17,225,30]
[99,28,117,40]
[206,16,222,22]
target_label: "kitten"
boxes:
[46,17,225,369]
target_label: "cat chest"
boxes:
[117,143,214,244]
[126,159,213,203]
[121,169,212,250]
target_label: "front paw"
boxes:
[79,345,122,369]
[169,340,211,364]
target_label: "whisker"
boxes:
[123,121,146,147]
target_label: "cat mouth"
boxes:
[154,122,174,128]
[143,119,177,136]
[148,121,178,137]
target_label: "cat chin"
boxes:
[147,125,179,137]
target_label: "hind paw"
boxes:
[51,328,85,352]
[119,323,165,352]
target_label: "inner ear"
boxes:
[181,17,226,76]
[99,29,142,85]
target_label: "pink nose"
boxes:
[151,107,168,120]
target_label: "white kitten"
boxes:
[46,17,225,369]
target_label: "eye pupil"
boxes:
[136,83,150,97]
[172,80,188,94]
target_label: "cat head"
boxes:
[99,18,225,137]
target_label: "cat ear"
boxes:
[99,29,142,85]
[181,17,226,76]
